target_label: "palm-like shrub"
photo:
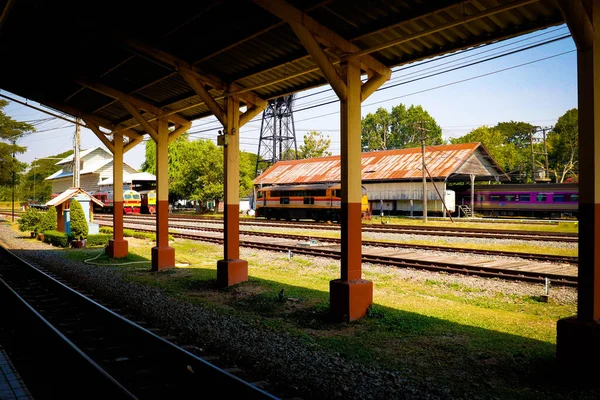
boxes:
[39,206,57,234]
[18,207,43,235]
[69,199,88,240]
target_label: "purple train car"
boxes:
[456,183,578,219]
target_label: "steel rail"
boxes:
[100,219,578,264]
[0,246,278,399]
[114,224,578,287]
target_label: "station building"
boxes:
[254,142,509,215]
[45,147,155,195]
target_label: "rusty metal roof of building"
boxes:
[0,1,564,132]
[254,143,509,185]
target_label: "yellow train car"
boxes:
[256,184,370,222]
[139,189,157,214]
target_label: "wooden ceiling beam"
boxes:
[556,0,594,51]
[76,79,191,128]
[289,22,348,100]
[123,37,268,109]
[179,69,226,126]
[253,0,390,77]
[121,101,160,143]
[83,119,116,154]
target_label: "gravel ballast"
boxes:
[0,221,577,399]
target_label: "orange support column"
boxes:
[330,58,372,322]
[152,117,175,271]
[106,132,128,258]
[557,0,600,373]
[217,95,248,287]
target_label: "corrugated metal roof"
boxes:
[0,1,564,134]
[255,143,505,185]
[45,188,104,207]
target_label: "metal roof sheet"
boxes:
[45,188,104,207]
[0,1,564,133]
[254,143,505,185]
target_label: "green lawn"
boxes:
[61,235,590,399]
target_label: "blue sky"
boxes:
[2,24,577,171]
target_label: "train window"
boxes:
[257,192,264,199]
[280,198,289,205]
[304,197,315,205]
[553,194,565,202]
[570,194,579,202]
[520,194,530,201]
[536,194,547,202]
[490,195,500,201]
[333,190,341,198]
[504,195,515,202]
[124,194,132,199]
[477,195,485,201]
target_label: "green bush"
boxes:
[86,234,112,247]
[39,206,57,233]
[100,226,173,241]
[18,208,43,234]
[43,230,69,247]
[69,199,88,240]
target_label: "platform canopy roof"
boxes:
[0,1,564,133]
[254,142,510,185]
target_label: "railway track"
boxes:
[102,221,578,287]
[0,246,277,399]
[99,214,578,243]
[100,218,577,265]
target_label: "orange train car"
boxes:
[255,184,370,222]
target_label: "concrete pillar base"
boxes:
[217,259,248,287]
[106,239,128,259]
[151,246,175,271]
[557,316,600,376]
[330,279,373,322]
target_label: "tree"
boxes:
[141,134,190,202]
[40,206,58,233]
[298,130,332,159]
[492,121,537,182]
[0,100,34,186]
[19,150,72,202]
[548,108,578,183]
[69,199,88,240]
[450,126,520,177]
[361,104,443,151]
[18,207,43,235]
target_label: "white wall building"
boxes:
[45,147,139,195]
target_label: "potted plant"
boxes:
[69,199,88,248]
[18,207,43,238]
[38,206,57,241]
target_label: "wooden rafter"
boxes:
[289,22,348,100]
[83,119,115,154]
[77,79,191,128]
[121,101,159,143]
[556,0,594,51]
[179,69,226,126]
[168,121,192,144]
[253,0,390,77]
[123,37,268,110]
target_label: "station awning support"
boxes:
[255,0,391,321]
[556,0,600,372]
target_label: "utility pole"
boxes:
[542,127,550,180]
[415,121,429,223]
[530,129,536,181]
[73,118,81,188]
[529,126,552,182]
